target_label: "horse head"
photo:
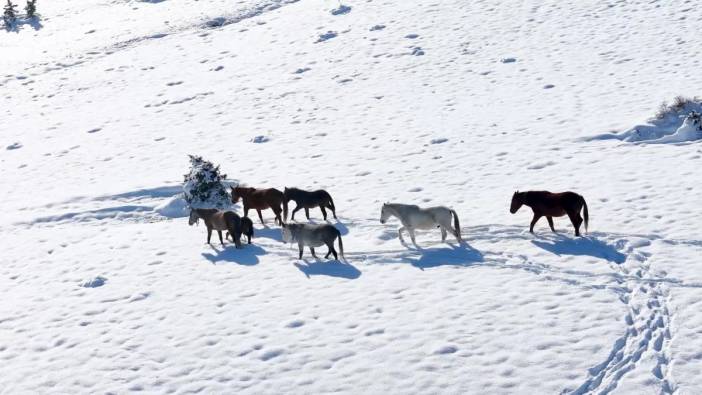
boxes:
[281,223,297,243]
[188,209,199,226]
[510,191,522,214]
[230,186,242,203]
[380,203,391,224]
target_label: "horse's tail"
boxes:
[450,209,462,241]
[327,192,336,211]
[337,231,345,260]
[582,196,589,233]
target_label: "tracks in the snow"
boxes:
[570,240,675,395]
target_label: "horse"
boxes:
[283,187,337,221]
[189,208,243,248]
[510,190,589,236]
[231,186,284,225]
[380,203,461,247]
[227,216,254,244]
[281,223,344,260]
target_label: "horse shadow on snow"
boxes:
[403,242,484,270]
[201,244,266,266]
[531,234,626,264]
[294,259,361,279]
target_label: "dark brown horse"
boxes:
[283,187,337,221]
[510,191,589,236]
[189,208,243,248]
[227,216,254,244]
[231,186,284,225]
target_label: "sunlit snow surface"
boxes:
[2,0,702,393]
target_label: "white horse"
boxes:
[380,203,462,247]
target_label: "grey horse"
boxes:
[189,208,243,248]
[281,223,344,260]
[380,203,461,247]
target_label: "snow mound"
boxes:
[154,194,189,218]
[646,112,702,144]
[588,98,702,143]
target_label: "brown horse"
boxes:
[231,186,284,225]
[189,208,243,248]
[510,191,589,236]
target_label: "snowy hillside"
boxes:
[2,0,702,393]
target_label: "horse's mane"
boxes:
[385,202,419,209]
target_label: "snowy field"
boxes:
[2,0,702,393]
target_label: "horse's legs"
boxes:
[398,226,406,243]
[304,208,310,220]
[217,230,224,245]
[567,211,583,236]
[546,216,556,233]
[207,227,213,244]
[298,242,304,259]
[291,204,302,221]
[256,209,265,225]
[243,206,249,218]
[273,207,283,225]
[320,206,328,220]
[529,214,542,233]
[228,226,242,248]
[328,202,338,219]
[441,219,459,243]
[310,247,317,258]
[408,228,419,247]
[325,241,338,260]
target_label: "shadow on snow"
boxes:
[404,242,484,270]
[201,243,266,266]
[253,226,283,242]
[294,259,361,279]
[532,234,626,264]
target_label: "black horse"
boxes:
[283,187,337,221]
[510,191,589,236]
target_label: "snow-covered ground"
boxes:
[2,0,702,393]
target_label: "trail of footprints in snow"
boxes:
[572,241,675,394]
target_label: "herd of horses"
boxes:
[188,186,590,261]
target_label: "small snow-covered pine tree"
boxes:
[25,0,35,18]
[183,155,231,209]
[3,0,17,25]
